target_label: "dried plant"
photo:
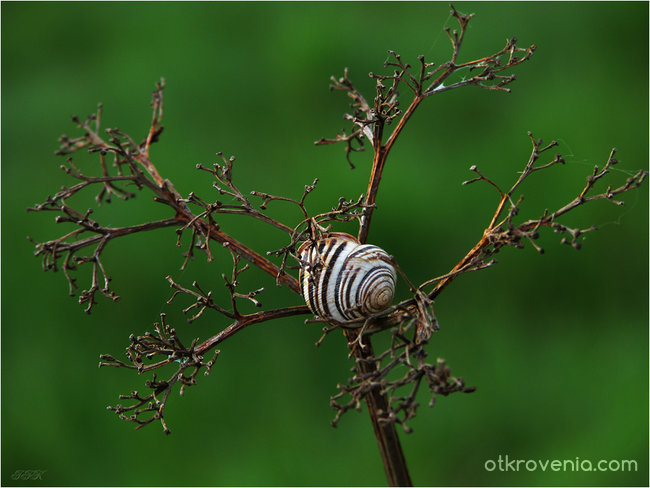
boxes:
[28,6,646,486]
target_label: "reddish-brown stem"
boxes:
[39,218,182,256]
[429,195,550,300]
[344,330,412,487]
[133,153,165,188]
[195,305,311,355]
[384,97,423,155]
[358,96,423,245]
[355,95,425,488]
[174,206,301,295]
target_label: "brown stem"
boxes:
[384,97,423,155]
[176,206,301,295]
[345,330,412,486]
[195,305,311,355]
[427,190,511,301]
[355,96,422,488]
[39,218,182,256]
[358,96,423,245]
[133,153,165,188]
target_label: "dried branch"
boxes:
[100,314,219,434]
[312,7,535,484]
[30,6,646,488]
[166,276,234,322]
[99,300,311,434]
[314,132,645,448]
[314,67,374,167]
[102,268,311,434]
[166,244,265,322]
[331,333,475,434]
[251,177,318,219]
[317,5,535,245]
[193,153,295,233]
[314,129,366,169]
[30,80,305,312]
[361,135,647,338]
[193,305,311,356]
[28,218,180,312]
[262,193,372,286]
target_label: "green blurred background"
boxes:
[2,2,648,486]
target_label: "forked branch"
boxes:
[30,6,646,488]
[317,6,536,244]
[100,314,219,434]
[364,135,647,339]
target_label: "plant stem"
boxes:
[346,330,412,486]
[358,96,422,244]
[354,96,424,485]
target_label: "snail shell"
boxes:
[298,233,397,323]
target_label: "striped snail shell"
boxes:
[298,232,397,323]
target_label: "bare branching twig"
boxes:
[30,5,646,487]
[100,314,219,434]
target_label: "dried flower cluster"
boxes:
[29,5,646,486]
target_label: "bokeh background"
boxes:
[2,2,648,486]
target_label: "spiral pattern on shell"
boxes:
[298,233,397,323]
